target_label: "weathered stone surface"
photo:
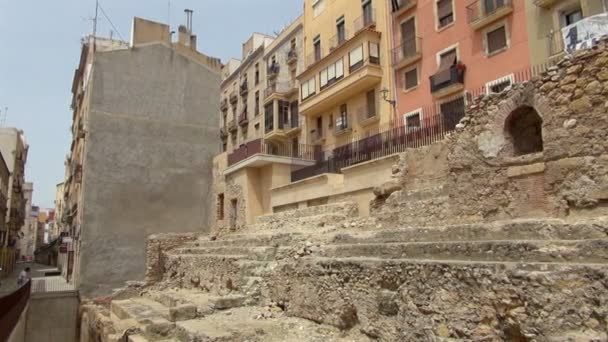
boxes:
[168,304,197,322]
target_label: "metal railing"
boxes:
[430,64,466,93]
[357,106,377,123]
[228,138,318,166]
[229,92,238,104]
[287,49,298,64]
[227,119,237,132]
[466,0,512,24]
[267,64,280,79]
[292,158,338,182]
[392,0,417,13]
[391,37,422,65]
[354,8,376,32]
[238,111,248,126]
[0,280,31,342]
[264,81,296,99]
[329,30,350,51]
[334,115,351,135]
[239,81,248,96]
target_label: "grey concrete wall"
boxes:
[79,44,220,296]
[25,292,79,342]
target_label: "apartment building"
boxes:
[389,0,533,125]
[526,0,608,65]
[62,16,221,296]
[17,182,35,260]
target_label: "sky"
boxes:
[0,0,303,208]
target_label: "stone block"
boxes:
[507,163,546,178]
[210,295,247,310]
[169,304,197,322]
[144,318,174,337]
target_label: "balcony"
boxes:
[239,81,249,96]
[329,30,350,52]
[229,91,238,104]
[533,0,561,8]
[267,63,280,80]
[357,106,379,127]
[220,126,228,139]
[467,0,513,30]
[354,9,376,33]
[286,114,301,135]
[430,64,466,98]
[264,81,297,103]
[287,49,298,66]
[220,98,228,111]
[265,114,301,141]
[334,115,352,136]
[226,138,317,174]
[300,58,382,117]
[238,111,249,126]
[227,119,237,133]
[392,37,422,70]
[392,0,417,17]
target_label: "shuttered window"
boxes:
[437,0,454,28]
[349,45,364,71]
[487,26,507,54]
[301,78,316,100]
[404,67,418,90]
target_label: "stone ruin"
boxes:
[79,42,608,341]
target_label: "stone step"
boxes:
[191,232,306,247]
[267,256,608,341]
[112,298,171,324]
[332,218,608,243]
[255,202,358,224]
[173,307,370,342]
[173,246,280,261]
[246,213,351,232]
[319,239,608,264]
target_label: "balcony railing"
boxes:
[391,37,422,66]
[227,138,318,166]
[306,48,326,68]
[220,126,228,138]
[329,30,350,52]
[430,65,466,93]
[267,64,280,79]
[238,111,248,126]
[334,115,352,135]
[287,49,298,65]
[357,106,378,125]
[264,81,297,99]
[392,0,417,14]
[229,92,238,104]
[291,158,339,183]
[227,119,237,132]
[239,81,249,96]
[220,98,228,110]
[354,9,376,33]
[466,0,513,28]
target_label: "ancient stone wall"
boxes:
[145,233,198,284]
[374,42,608,227]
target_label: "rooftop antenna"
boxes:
[184,9,193,34]
[168,0,172,28]
[93,0,99,50]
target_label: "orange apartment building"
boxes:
[390,0,532,125]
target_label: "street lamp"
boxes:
[380,87,396,108]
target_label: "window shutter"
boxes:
[487,26,507,53]
[349,45,364,66]
[370,42,379,58]
[328,63,336,80]
[405,68,418,89]
[336,58,344,78]
[320,69,328,87]
[438,49,457,71]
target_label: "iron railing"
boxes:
[239,81,249,96]
[329,30,350,51]
[391,0,417,13]
[227,138,318,166]
[430,65,466,93]
[287,49,298,64]
[354,8,376,32]
[238,111,248,126]
[334,115,351,135]
[292,158,338,182]
[0,280,31,342]
[466,0,512,24]
[267,64,280,79]
[264,81,296,99]
[391,37,422,65]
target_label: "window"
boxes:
[486,25,507,55]
[313,0,325,18]
[484,0,504,14]
[320,58,344,89]
[366,90,376,119]
[265,103,274,132]
[336,16,346,45]
[436,0,454,29]
[279,100,290,128]
[314,36,322,62]
[369,42,380,64]
[362,0,374,27]
[349,45,364,72]
[401,17,417,57]
[255,91,260,116]
[301,78,316,100]
[405,113,421,131]
[440,96,465,130]
[316,116,323,137]
[290,38,297,51]
[404,67,418,90]
[564,8,583,26]
[438,48,457,69]
[217,194,224,220]
[255,63,260,84]
[290,101,299,127]
[486,74,514,94]
[337,104,348,130]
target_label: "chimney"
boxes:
[178,9,196,50]
[178,25,189,46]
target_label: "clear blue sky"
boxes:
[0,0,302,208]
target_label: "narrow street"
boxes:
[0,262,54,295]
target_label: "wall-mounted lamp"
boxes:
[380,87,396,108]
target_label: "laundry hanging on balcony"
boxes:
[562,13,608,54]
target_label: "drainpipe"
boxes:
[386,0,398,125]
